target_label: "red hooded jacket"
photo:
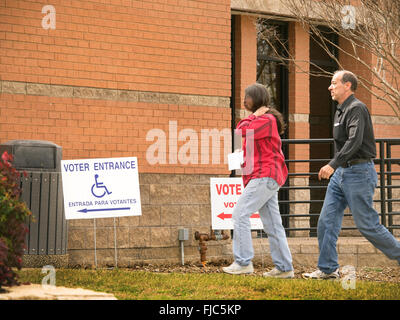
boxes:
[236,113,288,188]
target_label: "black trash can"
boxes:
[0,140,67,257]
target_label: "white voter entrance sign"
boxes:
[210,177,263,230]
[61,157,142,220]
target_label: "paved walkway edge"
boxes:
[0,284,117,300]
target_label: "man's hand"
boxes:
[318,164,335,180]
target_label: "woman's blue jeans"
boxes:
[317,161,400,273]
[232,177,293,272]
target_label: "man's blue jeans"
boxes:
[317,161,400,274]
[232,177,293,272]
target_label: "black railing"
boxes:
[276,138,400,236]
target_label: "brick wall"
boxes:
[1,0,235,267]
[0,0,232,175]
[288,22,310,173]
[233,15,257,119]
[1,0,231,96]
[0,85,232,174]
[286,22,311,235]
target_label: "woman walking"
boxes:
[222,83,294,278]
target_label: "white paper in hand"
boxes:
[228,151,244,170]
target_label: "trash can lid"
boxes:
[0,140,62,171]
[1,140,61,148]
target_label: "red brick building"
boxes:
[1,1,398,266]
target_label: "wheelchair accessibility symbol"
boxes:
[91,174,112,198]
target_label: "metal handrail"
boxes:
[276,138,400,236]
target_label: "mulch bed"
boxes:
[127,261,400,283]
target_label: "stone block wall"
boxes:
[67,173,232,267]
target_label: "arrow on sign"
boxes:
[78,207,131,213]
[217,212,260,220]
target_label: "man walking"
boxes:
[303,70,400,280]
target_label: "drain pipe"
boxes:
[194,229,229,267]
[178,228,189,265]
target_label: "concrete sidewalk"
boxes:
[0,284,117,300]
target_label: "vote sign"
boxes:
[210,177,263,230]
[61,157,142,220]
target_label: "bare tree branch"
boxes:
[257,0,400,119]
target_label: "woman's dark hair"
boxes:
[266,107,287,135]
[244,83,269,111]
[245,83,287,135]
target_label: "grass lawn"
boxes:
[16,268,400,300]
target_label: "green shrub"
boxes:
[0,151,32,289]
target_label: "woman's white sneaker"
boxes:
[302,268,340,280]
[222,261,254,275]
[263,267,294,279]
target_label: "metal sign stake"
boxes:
[94,218,97,269]
[113,217,118,268]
